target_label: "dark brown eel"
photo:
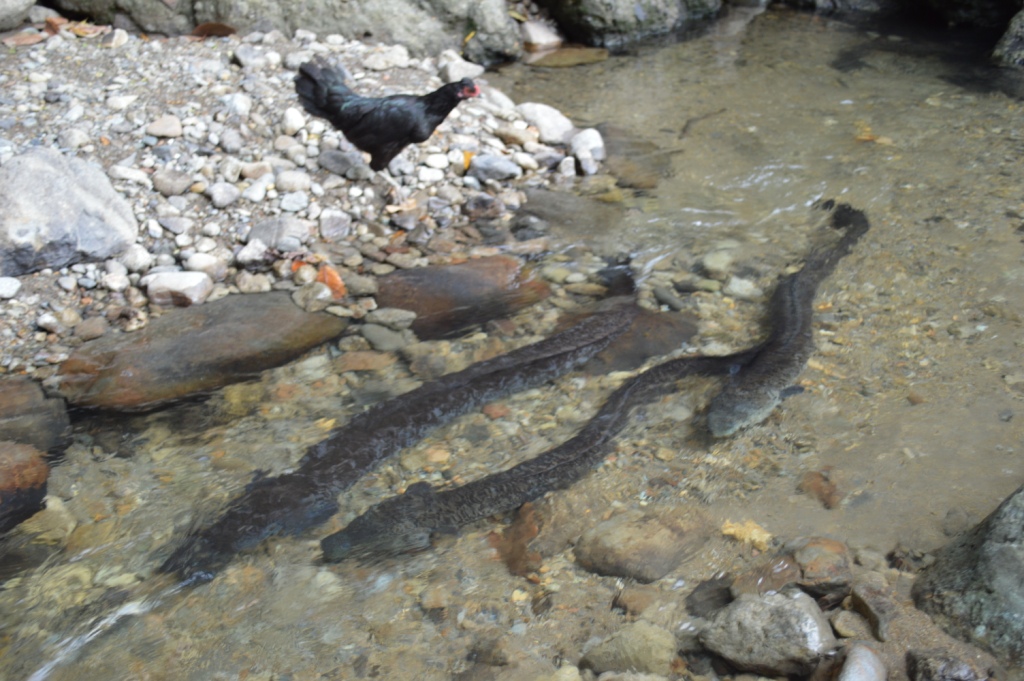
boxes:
[322,202,870,562]
[705,202,870,436]
[160,296,639,583]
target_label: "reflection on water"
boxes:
[4,8,1024,679]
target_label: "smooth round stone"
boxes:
[281,107,306,135]
[418,167,446,184]
[0,277,23,299]
[424,153,449,169]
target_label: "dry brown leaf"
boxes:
[2,32,47,47]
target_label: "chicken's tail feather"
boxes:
[295,61,353,118]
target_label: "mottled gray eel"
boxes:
[161,296,639,583]
[322,202,870,562]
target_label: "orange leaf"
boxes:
[44,16,68,34]
[317,263,347,299]
[462,150,474,172]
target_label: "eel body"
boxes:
[322,203,870,562]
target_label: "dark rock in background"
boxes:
[44,0,522,65]
[536,0,723,49]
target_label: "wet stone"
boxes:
[375,255,550,340]
[574,508,709,583]
[906,649,991,681]
[700,590,837,676]
[830,609,874,640]
[56,291,347,410]
[612,585,664,617]
[793,536,853,599]
[583,309,697,375]
[850,572,898,642]
[291,281,334,312]
[333,350,396,373]
[361,324,409,352]
[365,307,417,331]
[0,442,50,534]
[340,271,377,296]
[0,375,70,452]
[730,554,802,598]
[701,250,735,279]
[74,316,109,341]
[838,644,886,681]
[579,621,677,676]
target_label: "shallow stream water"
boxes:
[3,7,1024,679]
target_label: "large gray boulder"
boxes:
[0,148,137,276]
[994,9,1024,67]
[0,0,33,30]
[536,0,722,49]
[912,483,1024,669]
[45,0,521,64]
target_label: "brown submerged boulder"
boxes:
[0,442,49,535]
[375,255,550,340]
[55,291,348,410]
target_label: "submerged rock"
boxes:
[574,508,709,582]
[912,483,1024,668]
[56,291,348,410]
[0,442,49,535]
[0,376,70,453]
[579,621,677,676]
[375,255,550,340]
[582,308,698,375]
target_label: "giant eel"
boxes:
[321,202,870,562]
[160,296,639,583]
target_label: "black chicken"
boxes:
[295,61,481,172]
